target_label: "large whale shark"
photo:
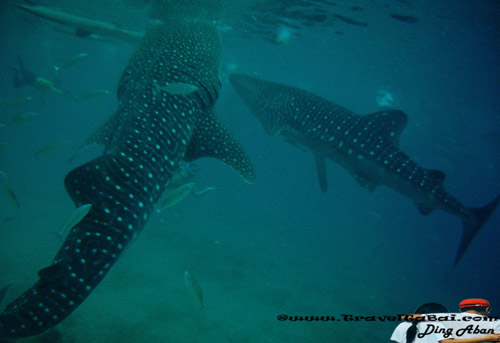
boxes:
[0,23,254,338]
[229,73,499,265]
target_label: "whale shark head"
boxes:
[229,73,291,136]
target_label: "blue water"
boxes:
[0,1,499,342]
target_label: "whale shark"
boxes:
[229,73,499,265]
[13,3,143,44]
[0,23,254,338]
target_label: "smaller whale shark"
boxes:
[229,73,499,265]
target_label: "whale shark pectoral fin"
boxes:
[417,205,434,216]
[364,110,408,146]
[314,152,327,193]
[184,109,255,184]
[352,172,378,192]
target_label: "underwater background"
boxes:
[0,0,499,342]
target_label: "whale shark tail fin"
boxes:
[455,195,500,265]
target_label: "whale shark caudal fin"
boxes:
[455,195,500,265]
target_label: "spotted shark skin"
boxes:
[0,23,254,338]
[229,73,499,265]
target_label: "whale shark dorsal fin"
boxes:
[363,110,408,146]
[314,152,328,193]
[68,110,123,163]
[85,110,122,150]
[184,109,255,184]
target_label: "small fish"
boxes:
[0,96,33,110]
[192,186,216,197]
[168,163,197,189]
[0,170,20,207]
[8,112,38,125]
[0,142,7,151]
[333,13,368,27]
[184,271,203,310]
[76,89,111,100]
[160,183,215,209]
[35,140,71,157]
[54,204,92,241]
[160,183,196,209]
[54,53,89,72]
[34,77,64,94]
[390,13,418,23]
[2,216,16,223]
[156,82,199,96]
[0,281,13,307]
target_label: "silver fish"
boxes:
[156,82,199,96]
[54,53,89,72]
[192,186,216,197]
[34,140,71,157]
[160,183,215,209]
[160,183,196,209]
[184,271,203,310]
[0,96,33,110]
[0,170,20,207]
[54,204,92,241]
[168,163,196,189]
[8,112,38,125]
[76,90,111,101]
